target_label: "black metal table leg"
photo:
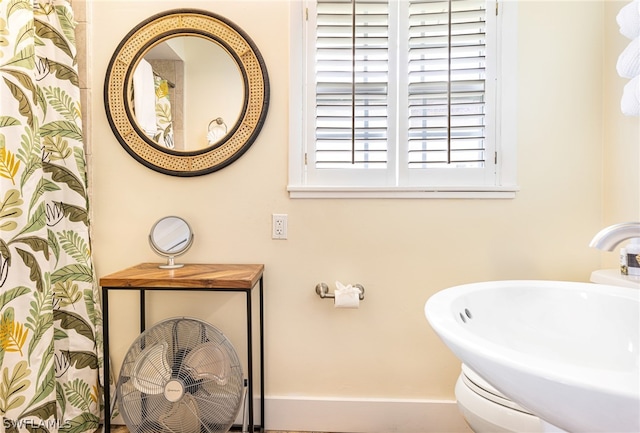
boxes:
[259,276,264,431]
[246,289,254,431]
[102,287,111,433]
[140,290,146,333]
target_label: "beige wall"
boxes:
[88,0,636,405]
[603,0,640,269]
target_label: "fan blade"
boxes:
[183,342,231,386]
[132,342,172,394]
[119,382,173,428]
[159,394,201,433]
[192,389,243,430]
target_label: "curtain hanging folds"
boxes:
[0,1,104,432]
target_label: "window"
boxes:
[289,0,518,198]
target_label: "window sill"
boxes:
[287,185,520,199]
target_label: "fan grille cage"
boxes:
[117,317,244,433]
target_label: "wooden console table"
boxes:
[100,263,265,432]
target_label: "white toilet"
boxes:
[455,364,543,433]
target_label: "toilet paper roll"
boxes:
[334,291,360,308]
[334,281,360,308]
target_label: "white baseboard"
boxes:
[108,396,472,433]
[263,396,472,433]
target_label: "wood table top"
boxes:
[99,263,264,289]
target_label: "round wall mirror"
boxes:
[149,216,194,268]
[104,9,270,176]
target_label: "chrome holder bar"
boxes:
[315,282,365,300]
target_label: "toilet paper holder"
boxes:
[315,282,365,300]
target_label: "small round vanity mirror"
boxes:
[149,216,194,268]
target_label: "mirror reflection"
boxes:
[130,36,244,151]
[149,216,194,268]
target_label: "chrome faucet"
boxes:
[589,222,640,251]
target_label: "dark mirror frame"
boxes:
[104,9,269,177]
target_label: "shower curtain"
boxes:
[152,75,174,149]
[0,1,103,432]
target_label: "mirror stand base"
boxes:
[159,264,184,269]
[159,256,184,269]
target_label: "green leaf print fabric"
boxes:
[0,1,103,432]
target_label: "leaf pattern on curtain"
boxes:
[0,1,103,433]
[153,76,174,149]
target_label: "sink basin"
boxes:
[425,280,640,433]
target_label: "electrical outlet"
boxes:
[272,214,288,239]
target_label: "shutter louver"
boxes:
[407,0,487,168]
[315,0,390,168]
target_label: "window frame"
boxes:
[288,0,519,199]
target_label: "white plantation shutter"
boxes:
[314,0,391,170]
[298,0,513,193]
[406,0,487,168]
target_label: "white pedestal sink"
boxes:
[425,280,640,433]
